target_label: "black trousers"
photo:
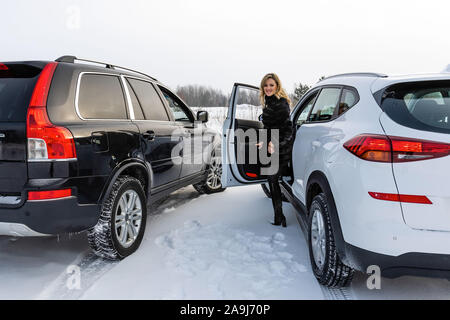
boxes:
[267,172,284,218]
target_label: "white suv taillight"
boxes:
[26,62,77,161]
[344,134,450,163]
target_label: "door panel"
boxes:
[222,83,269,187]
[290,89,338,202]
[134,120,182,187]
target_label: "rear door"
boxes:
[0,62,45,202]
[124,77,182,188]
[222,83,269,187]
[377,80,450,232]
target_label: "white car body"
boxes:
[223,74,450,279]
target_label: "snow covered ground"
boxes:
[1,185,449,300]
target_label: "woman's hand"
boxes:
[256,142,264,150]
[268,141,275,154]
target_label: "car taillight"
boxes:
[344,134,450,163]
[27,62,77,161]
[28,189,72,201]
[0,63,8,71]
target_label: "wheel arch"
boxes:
[99,159,152,205]
[306,170,348,263]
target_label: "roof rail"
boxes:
[321,72,388,81]
[55,55,158,81]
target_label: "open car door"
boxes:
[222,83,270,187]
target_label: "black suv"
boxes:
[0,56,224,259]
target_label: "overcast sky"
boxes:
[2,0,450,93]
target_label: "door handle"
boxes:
[143,130,156,141]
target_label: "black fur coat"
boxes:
[261,95,293,171]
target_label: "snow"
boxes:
[81,185,323,300]
[0,185,450,300]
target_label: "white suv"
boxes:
[222,75,450,288]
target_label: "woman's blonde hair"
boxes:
[259,73,291,108]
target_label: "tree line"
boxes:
[176,85,229,108]
[176,76,325,108]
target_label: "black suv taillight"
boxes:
[27,62,77,161]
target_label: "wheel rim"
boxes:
[311,208,326,271]
[206,156,222,190]
[115,190,142,248]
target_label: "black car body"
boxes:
[0,56,222,258]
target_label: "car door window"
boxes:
[127,78,170,121]
[296,92,318,126]
[158,86,193,122]
[235,86,262,121]
[126,80,145,120]
[78,74,128,119]
[308,88,341,122]
[338,88,359,115]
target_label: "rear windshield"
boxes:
[0,64,42,121]
[378,81,450,134]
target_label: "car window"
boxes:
[78,74,128,119]
[158,86,193,122]
[0,64,41,121]
[309,88,341,122]
[126,81,145,120]
[235,86,262,121]
[338,88,359,115]
[296,92,318,126]
[379,81,450,134]
[127,79,170,121]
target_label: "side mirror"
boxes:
[258,114,263,122]
[197,110,209,123]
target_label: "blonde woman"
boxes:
[257,73,293,227]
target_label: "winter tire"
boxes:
[308,193,354,288]
[88,175,147,260]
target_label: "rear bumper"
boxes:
[345,243,450,280]
[0,196,100,235]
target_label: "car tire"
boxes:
[308,193,354,288]
[87,175,147,260]
[261,183,289,202]
[193,152,226,194]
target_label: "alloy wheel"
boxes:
[115,190,143,248]
[311,208,326,271]
[206,156,222,190]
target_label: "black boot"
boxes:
[272,212,287,228]
[268,174,286,227]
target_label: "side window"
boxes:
[78,74,128,119]
[127,79,170,121]
[338,88,359,115]
[159,86,193,122]
[235,86,262,121]
[309,88,341,122]
[126,81,145,120]
[296,92,318,126]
